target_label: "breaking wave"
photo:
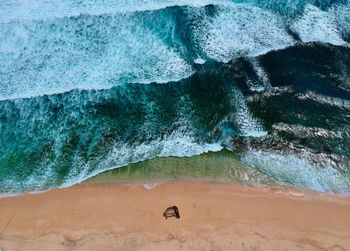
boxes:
[1,1,349,100]
[243,150,350,193]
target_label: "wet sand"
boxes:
[0,181,349,250]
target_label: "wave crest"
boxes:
[1,2,349,100]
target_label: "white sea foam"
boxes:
[57,92,224,188]
[195,4,295,62]
[0,0,232,23]
[229,88,267,137]
[331,2,350,40]
[1,2,349,100]
[144,182,160,190]
[193,3,349,63]
[290,4,346,45]
[0,13,193,100]
[1,158,57,194]
[215,86,267,138]
[247,58,272,92]
[243,150,350,193]
[61,131,223,188]
[194,57,206,65]
[297,91,350,109]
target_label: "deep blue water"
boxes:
[0,0,350,194]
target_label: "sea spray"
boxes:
[0,1,349,194]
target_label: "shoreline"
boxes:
[1,180,350,250]
[2,172,350,200]
[2,177,349,200]
[3,149,349,198]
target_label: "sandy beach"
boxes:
[0,181,349,251]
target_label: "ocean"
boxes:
[0,0,350,194]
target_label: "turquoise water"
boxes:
[0,0,350,194]
[86,150,280,186]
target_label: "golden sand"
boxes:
[0,181,349,250]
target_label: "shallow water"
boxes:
[86,150,279,186]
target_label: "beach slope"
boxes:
[0,181,349,250]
